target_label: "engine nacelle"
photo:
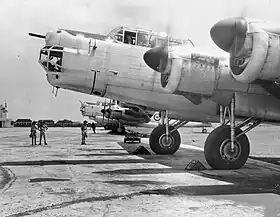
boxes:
[211,17,280,83]
[143,44,222,96]
[45,30,91,50]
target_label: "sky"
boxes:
[0,0,278,121]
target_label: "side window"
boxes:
[136,32,149,47]
[124,31,136,45]
[149,35,157,48]
[114,30,124,43]
[156,38,165,47]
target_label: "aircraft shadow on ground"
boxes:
[0,159,152,166]
[249,156,280,165]
[116,142,280,196]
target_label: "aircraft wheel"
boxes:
[202,128,207,133]
[149,125,181,155]
[204,125,250,170]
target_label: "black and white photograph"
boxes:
[0,0,280,216]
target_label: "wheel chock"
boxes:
[185,160,206,170]
[132,146,151,155]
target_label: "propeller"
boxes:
[210,6,250,76]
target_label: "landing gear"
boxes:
[150,125,181,154]
[204,125,249,169]
[204,96,261,170]
[149,110,187,154]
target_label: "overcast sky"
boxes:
[0,0,278,121]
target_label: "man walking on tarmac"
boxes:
[81,120,88,145]
[91,122,96,134]
[38,121,48,145]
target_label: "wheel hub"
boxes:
[220,139,241,161]
[159,134,174,149]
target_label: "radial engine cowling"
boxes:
[143,44,192,93]
[45,30,90,50]
[143,43,218,96]
[210,17,280,83]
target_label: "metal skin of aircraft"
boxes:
[80,100,212,133]
[31,17,280,170]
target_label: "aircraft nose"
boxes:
[210,17,247,52]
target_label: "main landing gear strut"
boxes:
[149,96,261,170]
[204,96,261,169]
[149,110,187,154]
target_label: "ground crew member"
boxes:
[30,121,38,146]
[38,121,48,145]
[81,120,88,145]
[91,122,96,134]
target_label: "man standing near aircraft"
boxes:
[30,121,38,146]
[91,122,96,134]
[81,120,88,145]
[38,121,48,145]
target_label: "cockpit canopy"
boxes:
[107,26,194,48]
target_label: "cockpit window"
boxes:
[136,32,149,47]
[149,35,166,48]
[124,31,136,45]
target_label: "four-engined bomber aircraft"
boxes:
[80,100,212,133]
[31,18,280,170]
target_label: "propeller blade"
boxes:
[28,33,46,39]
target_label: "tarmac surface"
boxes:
[0,126,280,216]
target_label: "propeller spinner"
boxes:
[210,17,247,53]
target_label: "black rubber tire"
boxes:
[149,125,181,154]
[204,125,250,170]
[202,128,207,133]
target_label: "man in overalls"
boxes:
[81,120,88,145]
